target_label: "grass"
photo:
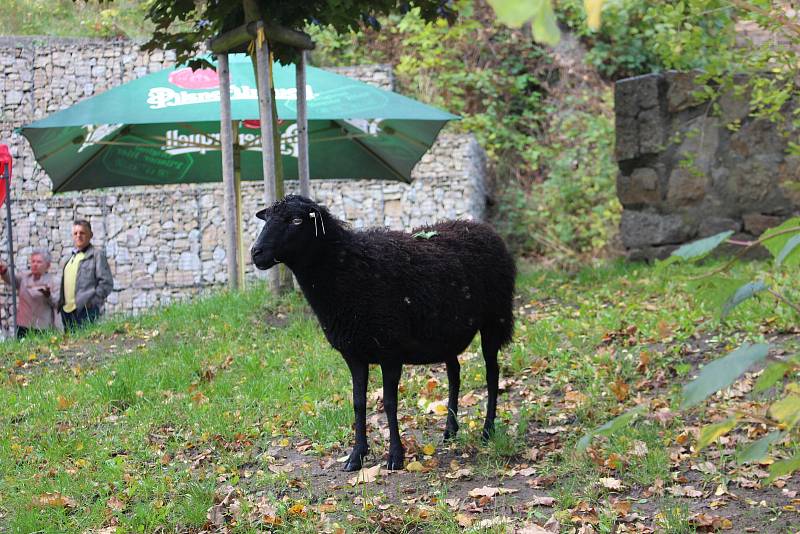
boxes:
[0,256,797,532]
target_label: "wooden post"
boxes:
[252,23,280,293]
[233,122,246,288]
[217,53,240,290]
[296,50,311,197]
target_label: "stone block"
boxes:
[743,213,785,236]
[667,168,707,204]
[664,70,705,112]
[698,217,741,237]
[620,210,693,248]
[617,167,660,206]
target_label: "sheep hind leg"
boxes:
[344,358,369,472]
[443,357,460,441]
[480,331,502,442]
[381,362,405,470]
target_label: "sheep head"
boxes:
[251,195,331,270]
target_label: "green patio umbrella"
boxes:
[19,54,458,193]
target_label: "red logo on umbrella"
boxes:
[168,68,220,90]
[243,119,284,129]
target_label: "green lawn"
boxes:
[0,258,797,533]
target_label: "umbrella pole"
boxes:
[296,50,311,198]
[3,169,17,337]
[217,53,240,291]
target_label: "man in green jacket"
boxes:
[59,220,114,332]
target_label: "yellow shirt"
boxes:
[62,252,86,313]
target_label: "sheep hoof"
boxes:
[443,424,459,442]
[385,451,405,471]
[481,426,495,443]
[343,449,368,472]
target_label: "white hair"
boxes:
[30,248,51,264]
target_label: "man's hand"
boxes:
[39,286,51,297]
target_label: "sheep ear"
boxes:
[255,209,268,221]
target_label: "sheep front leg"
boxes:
[344,358,369,472]
[381,363,405,470]
[444,357,460,441]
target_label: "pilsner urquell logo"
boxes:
[147,67,314,110]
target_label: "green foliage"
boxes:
[762,217,800,268]
[736,431,783,464]
[721,280,768,319]
[308,1,621,261]
[661,230,734,265]
[576,405,645,452]
[141,0,457,65]
[680,343,769,409]
[0,0,155,38]
[556,0,737,79]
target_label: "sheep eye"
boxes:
[291,218,303,225]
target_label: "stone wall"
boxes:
[615,71,799,260]
[0,37,487,334]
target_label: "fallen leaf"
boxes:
[599,477,623,490]
[518,525,552,534]
[422,443,436,455]
[455,513,474,527]
[406,461,426,473]
[468,486,518,498]
[34,492,77,509]
[668,485,703,498]
[445,468,472,479]
[610,379,629,402]
[107,495,125,511]
[56,395,74,410]
[528,495,556,506]
[630,440,648,457]
[690,512,733,531]
[349,464,381,486]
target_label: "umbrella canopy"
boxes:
[20,54,458,192]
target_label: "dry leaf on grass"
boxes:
[468,486,519,498]
[406,461,426,472]
[668,485,703,498]
[599,477,623,490]
[445,468,472,479]
[690,513,733,531]
[528,495,556,506]
[33,492,76,509]
[349,464,381,486]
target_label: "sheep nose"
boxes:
[251,246,262,256]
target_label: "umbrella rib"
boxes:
[348,135,408,183]
[54,145,109,194]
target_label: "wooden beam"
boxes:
[296,50,311,197]
[253,24,281,294]
[209,21,315,54]
[217,54,240,290]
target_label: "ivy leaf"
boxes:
[681,343,770,409]
[412,230,439,240]
[775,233,800,267]
[576,406,645,452]
[486,0,561,44]
[660,231,733,268]
[736,431,783,464]
[754,360,793,394]
[768,391,800,428]
[530,1,560,45]
[486,0,541,27]
[696,417,738,451]
[721,280,768,320]
[761,217,800,266]
[766,452,800,484]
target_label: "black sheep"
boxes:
[251,195,515,471]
